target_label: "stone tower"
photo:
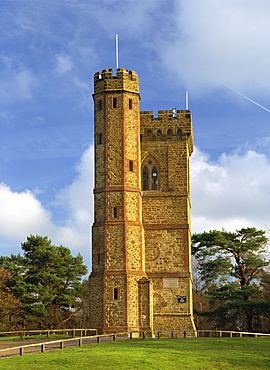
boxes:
[89,68,195,335]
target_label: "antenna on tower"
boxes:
[185,92,189,110]
[115,34,119,70]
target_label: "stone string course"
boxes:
[89,68,196,335]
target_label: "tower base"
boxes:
[154,313,196,337]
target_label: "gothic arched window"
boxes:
[142,166,148,190]
[142,158,159,191]
[152,166,158,190]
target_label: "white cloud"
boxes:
[0,56,38,101]
[0,111,13,126]
[0,183,54,240]
[0,69,38,101]
[191,146,270,233]
[53,145,94,252]
[86,0,160,37]
[160,0,270,95]
[0,146,94,268]
[71,77,89,90]
[55,54,73,75]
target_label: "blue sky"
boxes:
[1,0,270,271]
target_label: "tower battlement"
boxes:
[140,109,193,135]
[94,68,139,95]
[140,109,190,119]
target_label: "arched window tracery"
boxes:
[142,166,148,190]
[152,166,158,190]
[142,158,159,191]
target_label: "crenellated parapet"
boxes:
[93,68,140,95]
[140,109,194,154]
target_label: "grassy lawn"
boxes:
[0,337,269,370]
[0,334,72,342]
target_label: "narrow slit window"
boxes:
[113,288,119,300]
[113,97,117,108]
[152,166,158,190]
[129,160,134,171]
[142,166,148,190]
[129,99,132,109]
[96,133,102,145]
[113,207,118,218]
[97,253,101,265]
[98,100,102,110]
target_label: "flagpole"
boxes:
[116,34,119,70]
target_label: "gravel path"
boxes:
[0,336,126,358]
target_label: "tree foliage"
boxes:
[0,267,21,329]
[0,235,87,329]
[192,227,270,332]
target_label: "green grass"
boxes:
[0,334,71,342]
[0,337,269,370]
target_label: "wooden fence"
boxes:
[0,328,97,339]
[0,329,269,358]
[0,332,126,358]
[196,330,270,338]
